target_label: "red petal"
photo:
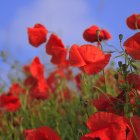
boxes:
[126,14,140,30]
[46,34,65,55]
[30,57,44,79]
[83,25,100,42]
[69,44,86,66]
[124,32,140,60]
[101,29,112,40]
[28,23,47,47]
[86,112,129,140]
[78,44,105,63]
[82,53,111,75]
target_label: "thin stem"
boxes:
[130,118,139,140]
[97,33,107,93]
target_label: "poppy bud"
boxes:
[119,34,123,42]
[118,61,122,67]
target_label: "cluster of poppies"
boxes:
[0,13,140,140]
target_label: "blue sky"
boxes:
[0,0,140,89]
[0,0,140,63]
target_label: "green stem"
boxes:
[130,118,139,140]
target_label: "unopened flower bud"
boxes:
[119,34,123,41]
[118,61,122,67]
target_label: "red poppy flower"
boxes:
[126,116,140,139]
[24,126,61,140]
[124,32,140,60]
[126,14,140,30]
[23,65,30,75]
[83,25,111,43]
[25,75,49,100]
[47,69,65,91]
[82,53,111,75]
[126,74,140,91]
[30,57,44,79]
[0,94,20,112]
[24,57,50,100]
[46,34,67,65]
[81,112,135,140]
[69,44,111,75]
[8,83,25,96]
[28,23,47,47]
[93,94,114,112]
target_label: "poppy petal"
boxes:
[69,44,86,66]
[28,23,47,47]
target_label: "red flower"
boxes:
[93,94,114,112]
[30,57,44,79]
[69,44,111,75]
[46,34,68,65]
[24,57,50,100]
[47,69,65,91]
[28,23,47,47]
[0,94,20,112]
[23,65,30,75]
[83,25,111,43]
[126,74,140,91]
[126,116,140,139]
[8,83,25,96]
[24,126,61,140]
[126,14,140,30]
[81,112,135,140]
[124,32,140,60]
[25,75,49,100]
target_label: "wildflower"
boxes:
[69,44,111,75]
[28,23,47,47]
[83,25,111,43]
[126,14,140,30]
[24,126,61,140]
[124,32,140,60]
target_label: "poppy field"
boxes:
[1,13,140,140]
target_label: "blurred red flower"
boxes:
[30,57,44,79]
[69,44,111,75]
[81,112,140,140]
[126,74,140,91]
[83,25,111,43]
[24,126,61,140]
[75,73,82,89]
[126,14,140,30]
[28,23,47,47]
[24,75,49,100]
[124,32,140,60]
[24,57,50,100]
[47,69,65,92]
[93,94,115,112]
[46,34,68,65]
[8,83,25,96]
[0,94,20,112]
